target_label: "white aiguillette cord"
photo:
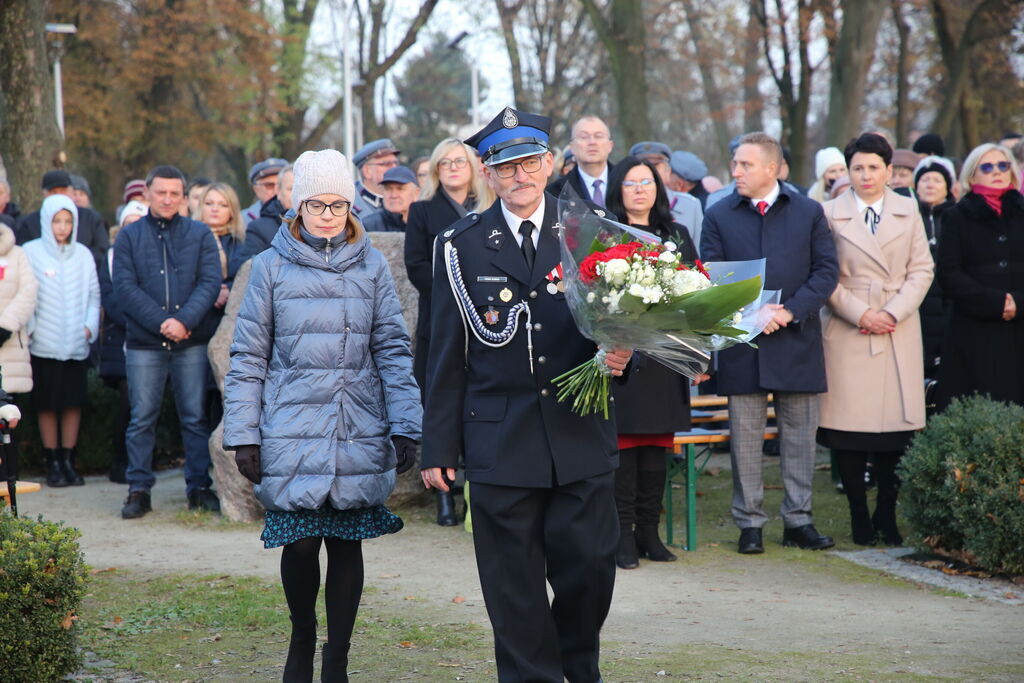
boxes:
[444,241,534,373]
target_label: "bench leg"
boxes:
[685,444,697,551]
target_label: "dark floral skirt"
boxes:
[261,504,403,549]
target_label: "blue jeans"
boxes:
[125,345,212,494]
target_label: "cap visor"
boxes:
[485,143,549,166]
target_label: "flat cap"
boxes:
[248,157,289,184]
[353,139,400,167]
[892,149,919,170]
[629,141,671,160]
[381,165,418,186]
[41,170,72,191]
[465,107,551,166]
[669,151,708,182]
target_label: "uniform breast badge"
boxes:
[499,287,513,303]
[484,307,500,325]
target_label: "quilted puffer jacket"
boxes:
[223,223,421,512]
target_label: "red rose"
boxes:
[579,252,602,284]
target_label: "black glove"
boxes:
[234,444,261,484]
[0,328,12,346]
[391,435,418,475]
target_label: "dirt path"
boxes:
[19,469,1024,679]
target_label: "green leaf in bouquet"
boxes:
[616,292,648,315]
[639,276,763,331]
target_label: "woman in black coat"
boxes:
[403,137,494,526]
[605,156,702,569]
[935,143,1024,410]
[914,156,957,380]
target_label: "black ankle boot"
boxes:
[45,448,70,487]
[320,641,350,683]
[615,525,639,569]
[436,490,457,526]
[61,447,85,486]
[849,505,875,546]
[283,618,317,682]
[635,525,677,562]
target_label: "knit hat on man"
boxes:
[291,150,355,207]
[815,147,845,180]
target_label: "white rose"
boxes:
[628,283,646,299]
[658,251,677,264]
[602,258,630,286]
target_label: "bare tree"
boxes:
[822,0,888,146]
[0,1,64,209]
[579,0,652,143]
[890,0,911,146]
[678,0,734,157]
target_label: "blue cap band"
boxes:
[476,126,549,158]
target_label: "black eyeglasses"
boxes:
[978,161,1011,175]
[438,157,469,170]
[303,199,351,217]
[492,156,543,179]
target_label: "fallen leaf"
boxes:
[452,596,466,604]
[437,661,462,667]
[1004,592,1019,600]
[404,596,417,601]
[378,573,399,579]
[90,567,118,575]
[200,634,222,643]
[397,641,417,648]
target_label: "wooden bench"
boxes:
[665,394,777,551]
[1,480,41,507]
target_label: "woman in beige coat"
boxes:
[820,133,934,546]
[0,222,38,394]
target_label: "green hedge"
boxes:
[17,369,183,475]
[0,512,89,681]
[900,395,1024,574]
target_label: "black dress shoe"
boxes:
[738,527,764,554]
[615,525,640,569]
[187,487,221,513]
[782,524,835,550]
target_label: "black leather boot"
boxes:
[320,641,349,683]
[436,490,457,526]
[61,447,85,486]
[872,455,903,546]
[45,448,70,487]
[615,524,639,569]
[837,450,875,545]
[283,617,317,682]
[635,525,677,562]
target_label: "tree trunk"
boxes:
[495,0,529,110]
[823,0,887,146]
[679,0,732,159]
[891,0,910,147]
[743,0,765,134]
[0,0,63,212]
[580,0,651,143]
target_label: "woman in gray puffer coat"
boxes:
[223,149,421,683]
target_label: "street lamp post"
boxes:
[44,23,77,139]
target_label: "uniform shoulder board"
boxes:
[440,212,480,242]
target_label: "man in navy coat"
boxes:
[701,132,839,555]
[421,107,631,682]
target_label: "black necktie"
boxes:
[519,220,536,270]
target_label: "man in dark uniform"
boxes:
[420,107,631,683]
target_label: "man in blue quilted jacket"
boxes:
[113,165,223,519]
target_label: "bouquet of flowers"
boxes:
[552,192,779,417]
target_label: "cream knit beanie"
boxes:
[291,149,356,207]
[815,146,846,180]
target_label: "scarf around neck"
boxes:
[970,183,1010,217]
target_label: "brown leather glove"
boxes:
[234,444,261,484]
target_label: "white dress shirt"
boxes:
[503,197,545,249]
[854,193,884,234]
[577,165,609,203]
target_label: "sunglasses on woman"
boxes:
[978,161,1011,175]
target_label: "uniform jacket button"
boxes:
[537,356,546,364]
[529,290,538,299]
[540,388,550,397]
[469,410,476,417]
[998,234,1008,242]
[533,323,543,331]
[999,260,1008,267]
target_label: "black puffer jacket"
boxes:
[918,198,955,378]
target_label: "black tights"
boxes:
[281,536,364,651]
[834,450,903,543]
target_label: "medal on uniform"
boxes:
[545,262,565,295]
[484,307,500,325]
[499,287,513,302]
[557,280,566,293]
[547,282,558,295]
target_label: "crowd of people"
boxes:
[0,109,1021,682]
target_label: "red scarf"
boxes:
[971,183,1010,217]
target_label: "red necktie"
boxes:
[757,200,769,216]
